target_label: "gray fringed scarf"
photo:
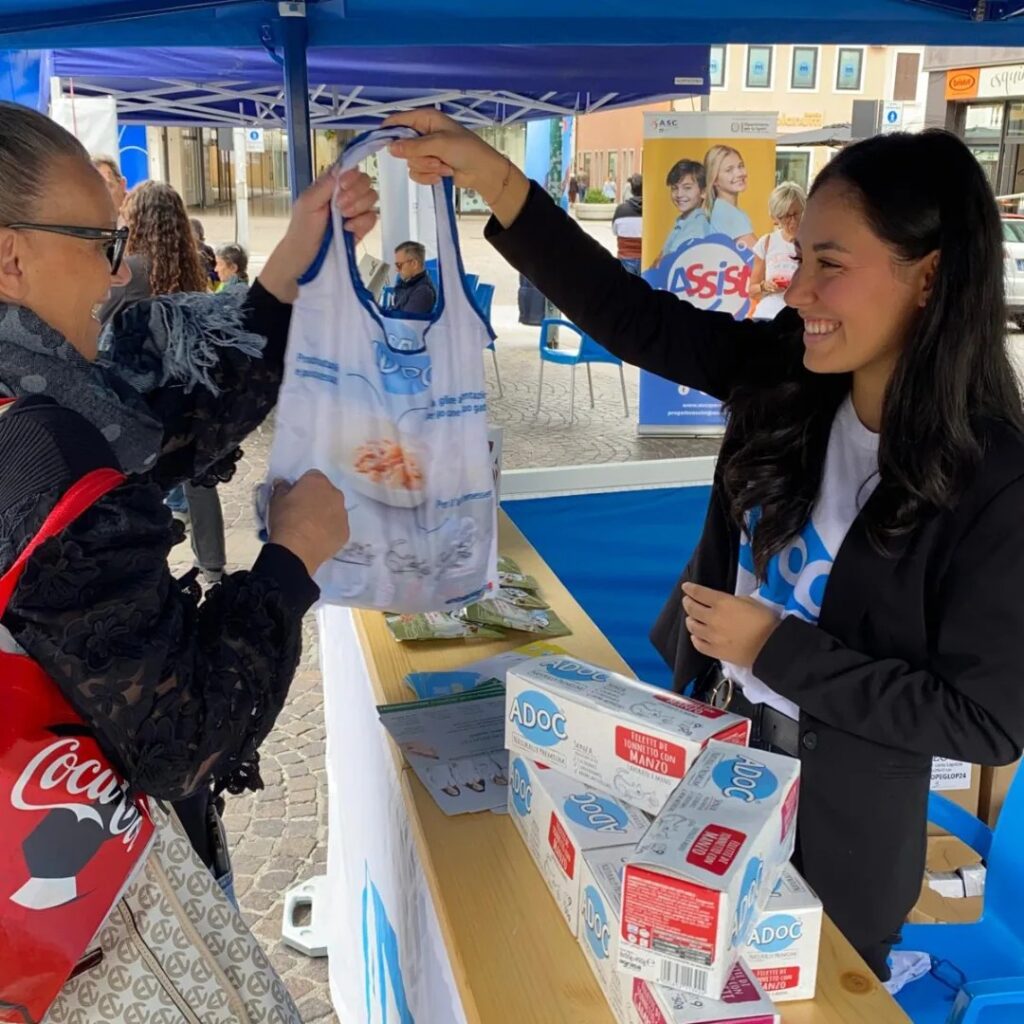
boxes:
[0,290,265,475]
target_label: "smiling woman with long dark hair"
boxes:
[384,112,1024,981]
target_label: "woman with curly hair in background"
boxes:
[118,181,232,598]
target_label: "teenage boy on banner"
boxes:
[638,112,777,435]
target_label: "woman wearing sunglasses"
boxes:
[0,101,376,1018]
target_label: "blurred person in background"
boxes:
[216,242,250,293]
[612,172,643,275]
[120,182,229,588]
[92,154,127,214]
[750,182,807,321]
[191,215,219,286]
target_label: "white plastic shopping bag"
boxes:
[264,128,499,611]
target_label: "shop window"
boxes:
[775,151,810,190]
[709,45,726,88]
[893,52,920,103]
[836,48,864,91]
[791,47,819,91]
[746,46,773,89]
[968,146,999,191]
[965,103,1004,141]
[1007,102,1024,137]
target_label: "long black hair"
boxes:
[723,130,1024,577]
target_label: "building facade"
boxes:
[703,43,925,186]
[924,47,1024,197]
[575,101,672,201]
[574,44,927,198]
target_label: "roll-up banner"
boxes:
[638,112,777,435]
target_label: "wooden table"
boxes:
[348,513,910,1024]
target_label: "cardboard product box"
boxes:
[578,846,636,1024]
[907,836,984,925]
[508,756,649,936]
[618,742,801,1000]
[631,964,780,1024]
[742,863,822,1003]
[979,758,1020,827]
[928,758,981,837]
[505,656,750,816]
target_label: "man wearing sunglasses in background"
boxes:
[392,239,436,314]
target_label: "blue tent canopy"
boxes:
[51,45,708,128]
[4,0,1024,47]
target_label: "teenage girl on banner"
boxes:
[382,110,1024,983]
[703,144,757,250]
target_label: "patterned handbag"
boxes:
[44,808,303,1024]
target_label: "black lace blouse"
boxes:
[0,281,318,801]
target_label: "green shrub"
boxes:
[582,188,613,204]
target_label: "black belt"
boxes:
[706,671,800,758]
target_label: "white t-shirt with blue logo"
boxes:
[721,395,880,720]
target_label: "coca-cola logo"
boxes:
[11,737,149,851]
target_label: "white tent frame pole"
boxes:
[231,124,250,250]
[58,77,669,130]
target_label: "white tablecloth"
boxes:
[319,606,469,1023]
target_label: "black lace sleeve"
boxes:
[99,281,292,491]
[3,474,318,800]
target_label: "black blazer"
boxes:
[488,183,1024,968]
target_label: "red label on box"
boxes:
[686,824,747,876]
[548,812,576,879]
[781,779,800,841]
[754,966,801,992]
[721,962,762,1003]
[621,865,721,960]
[631,978,669,1024]
[654,692,726,719]
[714,719,752,747]
[615,726,686,778]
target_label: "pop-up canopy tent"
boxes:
[3,0,1024,47]
[49,44,708,129]
[7,0,1024,192]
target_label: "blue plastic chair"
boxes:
[473,282,501,397]
[424,258,439,288]
[537,318,628,423]
[895,768,1024,1024]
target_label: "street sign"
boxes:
[245,127,265,153]
[881,102,903,133]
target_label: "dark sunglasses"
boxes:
[3,223,129,274]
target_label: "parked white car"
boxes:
[1003,216,1024,330]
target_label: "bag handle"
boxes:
[337,125,420,175]
[0,464,125,617]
